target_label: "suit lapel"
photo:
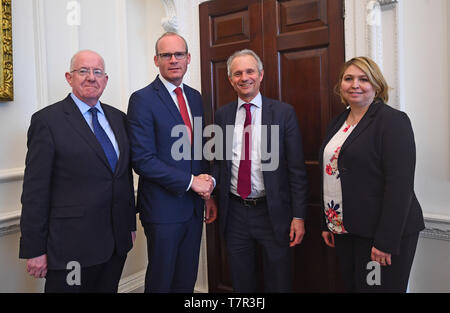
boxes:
[340,100,383,155]
[184,85,202,150]
[261,97,273,190]
[184,85,201,119]
[323,110,349,148]
[62,95,112,172]
[225,101,238,172]
[261,96,273,151]
[153,76,185,126]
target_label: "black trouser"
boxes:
[44,253,126,293]
[334,233,419,292]
[225,195,292,293]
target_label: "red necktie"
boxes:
[174,87,192,143]
[237,103,252,199]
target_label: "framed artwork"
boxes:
[0,0,12,101]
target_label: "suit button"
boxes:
[340,168,347,174]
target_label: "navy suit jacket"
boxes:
[213,96,308,244]
[319,100,425,255]
[127,76,207,224]
[19,95,136,270]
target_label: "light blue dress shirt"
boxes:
[70,93,120,159]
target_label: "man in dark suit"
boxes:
[19,50,136,293]
[126,32,216,293]
[207,49,308,292]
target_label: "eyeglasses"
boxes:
[157,52,188,61]
[71,68,106,77]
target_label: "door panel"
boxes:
[211,10,250,46]
[212,61,235,109]
[279,0,327,33]
[200,0,263,127]
[200,0,346,292]
[200,0,265,292]
[280,49,328,161]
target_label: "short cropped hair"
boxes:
[226,49,264,77]
[154,32,189,55]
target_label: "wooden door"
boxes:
[200,0,346,292]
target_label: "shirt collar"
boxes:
[70,93,104,115]
[159,75,184,94]
[238,92,262,109]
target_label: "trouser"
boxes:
[225,195,292,293]
[143,214,203,293]
[334,232,419,292]
[45,253,126,293]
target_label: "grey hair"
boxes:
[70,50,105,71]
[155,32,189,55]
[226,49,264,77]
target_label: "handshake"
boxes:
[191,174,215,200]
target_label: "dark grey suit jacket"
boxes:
[19,95,136,270]
[213,96,308,244]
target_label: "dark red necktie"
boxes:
[237,103,252,199]
[174,87,192,143]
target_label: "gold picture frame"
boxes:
[0,0,12,101]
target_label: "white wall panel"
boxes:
[402,0,450,220]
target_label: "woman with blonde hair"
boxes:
[319,56,424,292]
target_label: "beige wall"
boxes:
[0,0,166,293]
[345,0,450,292]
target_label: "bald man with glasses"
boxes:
[19,50,136,293]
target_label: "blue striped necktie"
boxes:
[89,107,118,172]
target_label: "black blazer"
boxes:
[319,100,425,255]
[19,95,136,270]
[213,96,308,244]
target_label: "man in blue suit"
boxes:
[127,32,216,293]
[207,49,308,292]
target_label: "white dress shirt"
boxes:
[159,75,202,191]
[230,92,266,198]
[159,75,193,125]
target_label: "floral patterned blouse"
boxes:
[323,121,356,234]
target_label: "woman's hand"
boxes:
[321,231,335,248]
[371,247,392,266]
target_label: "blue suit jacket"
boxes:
[127,76,207,224]
[212,96,308,244]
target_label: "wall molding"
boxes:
[420,227,450,241]
[2,210,450,241]
[32,0,49,110]
[0,185,139,238]
[0,167,24,183]
[117,268,206,293]
[118,269,145,293]
[366,0,383,67]
[420,213,450,241]
[115,0,130,112]
[344,0,402,109]
[379,0,398,10]
[0,210,21,237]
[160,0,179,32]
